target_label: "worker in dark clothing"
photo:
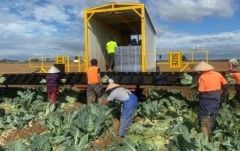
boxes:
[106,37,117,71]
[102,79,138,138]
[194,61,228,139]
[228,58,240,103]
[86,59,103,104]
[46,66,60,104]
[229,72,240,103]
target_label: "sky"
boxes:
[0,0,239,60]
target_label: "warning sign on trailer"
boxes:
[56,56,65,64]
[169,52,182,68]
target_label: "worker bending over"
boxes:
[194,61,228,139]
[103,79,138,138]
[106,37,117,71]
[229,58,240,104]
[46,66,60,104]
[86,59,103,104]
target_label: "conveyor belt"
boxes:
[0,72,199,86]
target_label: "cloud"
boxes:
[0,0,84,60]
[157,30,240,48]
[50,0,141,19]
[49,0,140,6]
[146,0,237,21]
[0,0,239,60]
[33,4,69,22]
[156,30,240,59]
[0,34,83,60]
[0,19,58,38]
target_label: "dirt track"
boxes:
[0,61,229,74]
[158,60,229,72]
[0,63,39,74]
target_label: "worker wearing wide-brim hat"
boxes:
[194,61,228,139]
[103,78,138,138]
[46,65,60,104]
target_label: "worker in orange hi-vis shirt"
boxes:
[86,59,103,104]
[194,61,228,140]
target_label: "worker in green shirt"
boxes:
[106,37,117,71]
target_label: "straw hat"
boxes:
[193,61,214,72]
[47,66,60,73]
[106,79,120,91]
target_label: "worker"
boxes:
[229,58,239,72]
[194,61,228,139]
[228,59,240,104]
[46,65,60,104]
[106,37,117,71]
[102,79,138,138]
[229,72,240,104]
[86,58,103,104]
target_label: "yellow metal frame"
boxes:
[29,56,86,73]
[157,50,209,72]
[29,57,50,73]
[84,3,147,71]
[28,50,208,73]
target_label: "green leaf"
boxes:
[6,139,30,151]
[30,135,51,151]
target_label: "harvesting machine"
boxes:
[0,3,217,89]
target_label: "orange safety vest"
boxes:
[229,72,240,84]
[87,66,100,84]
[198,71,227,92]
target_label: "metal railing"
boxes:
[28,50,208,73]
[29,56,86,73]
[156,50,209,72]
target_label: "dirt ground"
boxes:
[0,102,82,146]
[157,60,229,72]
[0,60,229,74]
[0,121,47,146]
[0,63,38,74]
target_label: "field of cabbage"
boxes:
[0,87,239,151]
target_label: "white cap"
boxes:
[47,66,60,73]
[229,58,238,66]
[108,78,114,83]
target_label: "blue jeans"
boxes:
[119,93,138,137]
[198,99,220,116]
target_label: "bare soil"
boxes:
[157,60,229,72]
[0,102,82,146]
[92,118,120,149]
[0,121,47,146]
[143,86,198,101]
[61,102,82,112]
[0,63,40,74]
